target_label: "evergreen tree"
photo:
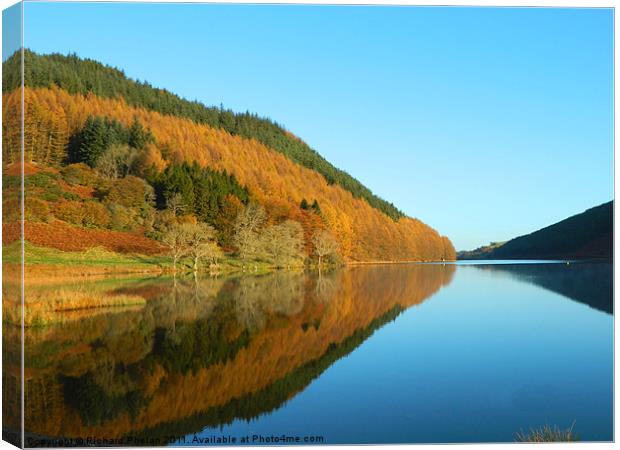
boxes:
[76,116,108,166]
[69,115,150,167]
[128,117,152,149]
[150,162,250,229]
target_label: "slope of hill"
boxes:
[458,201,613,260]
[3,50,403,220]
[456,241,505,260]
[2,51,455,263]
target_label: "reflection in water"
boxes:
[3,264,455,445]
[2,265,22,448]
[472,262,613,314]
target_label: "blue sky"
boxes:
[2,2,20,61]
[17,3,614,250]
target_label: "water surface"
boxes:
[3,261,613,445]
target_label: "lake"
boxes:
[3,261,613,446]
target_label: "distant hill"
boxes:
[457,241,505,260]
[458,201,613,260]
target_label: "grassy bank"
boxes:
[2,270,150,327]
[2,241,292,277]
[3,241,424,279]
[4,294,147,327]
[3,240,167,272]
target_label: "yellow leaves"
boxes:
[135,142,167,174]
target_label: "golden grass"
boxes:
[3,288,146,327]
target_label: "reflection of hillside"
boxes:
[2,261,22,448]
[473,263,612,314]
[135,305,405,442]
[8,264,455,442]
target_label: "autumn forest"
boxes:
[2,50,455,274]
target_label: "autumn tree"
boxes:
[60,163,99,186]
[213,194,244,247]
[312,229,340,268]
[166,192,186,217]
[20,97,68,165]
[82,201,111,228]
[149,209,177,240]
[233,203,266,263]
[2,91,21,164]
[95,144,138,179]
[200,240,224,268]
[181,222,222,272]
[161,223,189,273]
[104,175,155,209]
[261,220,305,268]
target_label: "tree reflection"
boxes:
[8,264,456,443]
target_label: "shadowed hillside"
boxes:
[459,201,613,260]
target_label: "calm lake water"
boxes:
[4,261,613,445]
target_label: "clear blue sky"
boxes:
[18,3,614,250]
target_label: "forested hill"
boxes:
[2,51,455,262]
[3,49,403,221]
[458,201,613,260]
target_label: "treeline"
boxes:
[3,49,404,221]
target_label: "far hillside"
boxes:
[458,201,613,260]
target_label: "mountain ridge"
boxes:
[458,201,613,260]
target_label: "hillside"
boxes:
[2,50,455,263]
[458,201,613,260]
[3,50,404,220]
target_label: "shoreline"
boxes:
[4,241,455,278]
